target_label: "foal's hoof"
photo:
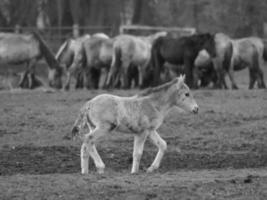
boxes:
[81,170,89,174]
[147,166,157,173]
[97,168,105,174]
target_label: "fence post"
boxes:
[73,24,80,38]
[14,24,21,34]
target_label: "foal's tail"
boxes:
[63,109,86,140]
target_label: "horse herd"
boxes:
[1,31,267,90]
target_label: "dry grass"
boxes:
[0,65,267,199]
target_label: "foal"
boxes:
[70,75,198,174]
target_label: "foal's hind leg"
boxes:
[81,126,109,174]
[147,130,167,173]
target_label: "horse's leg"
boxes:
[217,69,227,89]
[133,65,139,88]
[249,68,257,89]
[192,66,199,89]
[184,59,194,88]
[255,58,266,89]
[138,62,147,88]
[81,126,109,174]
[64,69,71,90]
[228,67,238,89]
[121,61,130,89]
[84,68,95,89]
[75,70,84,89]
[147,130,167,173]
[257,68,266,89]
[18,61,30,88]
[27,58,37,89]
[131,132,148,174]
[19,72,28,88]
[213,58,227,89]
[64,63,78,90]
[98,67,108,89]
[222,75,228,89]
[93,68,101,89]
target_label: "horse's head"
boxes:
[48,65,63,89]
[173,75,199,114]
[201,33,216,58]
[194,49,211,67]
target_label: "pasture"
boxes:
[0,64,267,200]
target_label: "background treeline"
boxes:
[0,0,267,37]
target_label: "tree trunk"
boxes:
[132,0,143,24]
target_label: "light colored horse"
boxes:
[229,37,266,89]
[67,75,198,174]
[0,32,62,89]
[212,33,266,89]
[106,31,167,88]
[80,36,114,89]
[55,34,90,90]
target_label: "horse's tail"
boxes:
[31,31,59,68]
[55,39,70,61]
[149,37,164,86]
[262,40,267,62]
[223,41,233,70]
[106,45,122,87]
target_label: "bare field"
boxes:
[0,67,267,199]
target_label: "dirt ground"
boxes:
[0,66,267,199]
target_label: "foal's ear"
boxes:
[177,75,185,83]
[176,75,185,88]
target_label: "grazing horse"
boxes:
[148,33,216,88]
[66,75,198,174]
[213,33,266,89]
[105,32,167,89]
[55,34,90,90]
[194,49,218,87]
[0,32,62,89]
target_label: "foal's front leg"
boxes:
[131,132,148,174]
[147,130,167,173]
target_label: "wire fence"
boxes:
[0,25,197,52]
[0,26,113,52]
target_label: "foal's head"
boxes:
[172,75,199,114]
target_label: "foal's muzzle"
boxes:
[192,106,199,114]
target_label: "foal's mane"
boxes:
[138,78,179,97]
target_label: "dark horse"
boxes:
[148,33,216,88]
[0,31,62,89]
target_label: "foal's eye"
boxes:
[185,93,190,97]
